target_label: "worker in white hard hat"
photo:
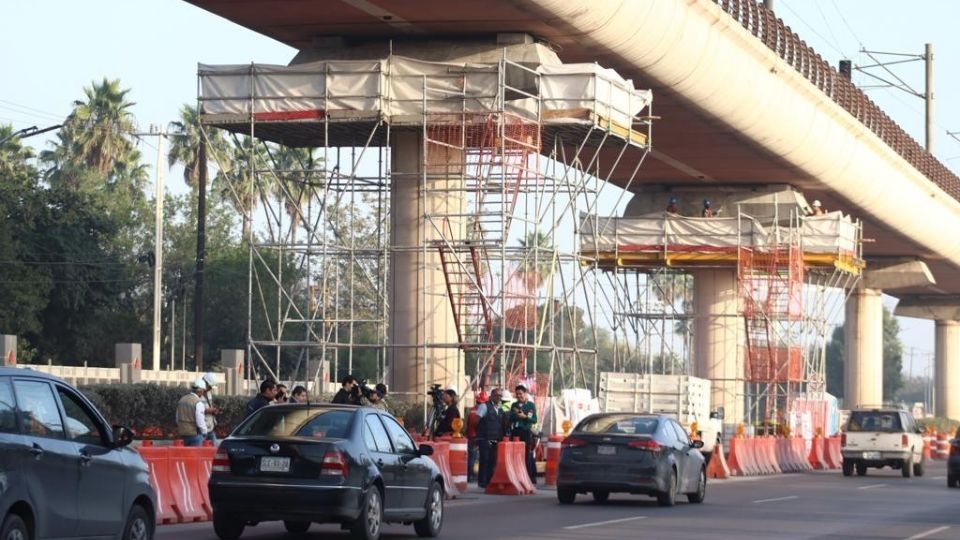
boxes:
[809,199,825,216]
[200,372,222,443]
[176,377,210,447]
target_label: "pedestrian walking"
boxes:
[176,377,211,446]
[244,379,277,419]
[509,385,538,485]
[476,388,505,488]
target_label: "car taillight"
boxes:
[950,441,960,457]
[212,450,230,473]
[841,434,847,447]
[562,437,587,448]
[627,439,661,452]
[902,434,909,448]
[321,450,349,478]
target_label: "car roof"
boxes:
[0,367,63,382]
[266,403,379,413]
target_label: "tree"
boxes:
[167,104,226,189]
[61,78,137,175]
[824,306,905,403]
[215,135,262,241]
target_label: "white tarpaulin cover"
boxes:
[801,211,858,253]
[199,56,651,126]
[580,213,767,251]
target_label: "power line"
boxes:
[779,0,845,57]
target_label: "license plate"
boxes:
[260,456,290,473]
[862,452,881,460]
[597,445,616,456]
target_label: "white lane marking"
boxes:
[563,516,647,530]
[906,526,950,539]
[932,476,946,480]
[858,483,887,490]
[752,495,798,504]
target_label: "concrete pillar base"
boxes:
[844,288,884,408]
[1,335,15,367]
[935,320,960,420]
[220,349,244,396]
[693,269,744,430]
[115,343,142,384]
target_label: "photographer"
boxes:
[361,387,388,411]
[332,375,361,405]
[509,385,538,484]
[434,388,462,437]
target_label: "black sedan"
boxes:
[556,413,706,506]
[209,404,444,540]
[949,427,960,488]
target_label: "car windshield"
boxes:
[846,411,903,433]
[577,415,659,435]
[235,408,354,438]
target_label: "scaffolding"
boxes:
[196,53,654,404]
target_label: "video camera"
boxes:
[426,383,444,407]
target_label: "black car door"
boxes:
[12,378,80,539]
[670,421,700,491]
[381,414,431,510]
[56,384,127,538]
[658,420,686,491]
[363,414,405,511]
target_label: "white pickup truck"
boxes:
[841,408,925,478]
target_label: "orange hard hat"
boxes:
[476,391,489,403]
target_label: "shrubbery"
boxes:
[918,417,960,435]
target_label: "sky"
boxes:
[2,0,957,376]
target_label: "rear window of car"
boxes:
[577,415,659,435]
[847,411,903,433]
[235,408,354,438]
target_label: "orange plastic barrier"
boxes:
[808,435,826,470]
[137,443,215,524]
[749,438,772,475]
[823,436,842,469]
[706,441,730,479]
[421,440,460,499]
[544,435,563,486]
[780,437,802,472]
[512,437,537,494]
[922,434,933,460]
[726,437,755,476]
[448,438,469,494]
[763,437,782,474]
[935,432,950,460]
[137,443,180,524]
[792,438,812,471]
[485,440,535,495]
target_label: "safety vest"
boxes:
[176,393,201,437]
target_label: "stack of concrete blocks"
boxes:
[220,349,245,396]
[115,343,142,384]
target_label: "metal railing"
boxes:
[714,0,960,200]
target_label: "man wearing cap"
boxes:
[476,388,505,488]
[176,378,210,447]
[666,196,680,215]
[200,372,222,443]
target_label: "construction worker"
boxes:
[509,385,538,485]
[176,377,210,446]
[809,199,825,216]
[466,391,487,483]
[476,388,505,488]
[665,196,680,215]
[200,372,221,443]
[701,199,715,217]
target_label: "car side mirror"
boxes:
[691,440,705,449]
[418,445,434,457]
[112,425,135,448]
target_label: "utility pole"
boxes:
[134,126,167,372]
[924,43,933,152]
[194,137,208,372]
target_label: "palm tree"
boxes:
[0,124,35,170]
[215,136,263,241]
[518,230,554,287]
[270,145,318,240]
[167,104,226,189]
[63,78,137,175]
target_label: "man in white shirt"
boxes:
[176,377,209,446]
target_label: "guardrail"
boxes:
[714,0,960,200]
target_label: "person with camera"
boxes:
[509,385,538,485]
[361,386,388,411]
[332,375,361,405]
[434,388,462,437]
[475,388,505,488]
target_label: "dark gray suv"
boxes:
[0,368,156,540]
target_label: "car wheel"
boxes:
[413,481,443,538]
[350,486,383,540]
[591,491,610,504]
[122,505,152,540]
[557,487,576,505]
[855,463,868,476]
[283,521,311,535]
[902,454,914,478]
[913,458,925,478]
[948,474,959,488]
[1,514,29,540]
[687,468,706,504]
[657,469,677,507]
[842,460,854,477]
[213,513,245,540]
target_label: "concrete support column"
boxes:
[389,131,462,395]
[935,320,960,420]
[115,343,142,384]
[844,288,884,408]
[693,269,744,429]
[220,349,244,396]
[1,335,15,366]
